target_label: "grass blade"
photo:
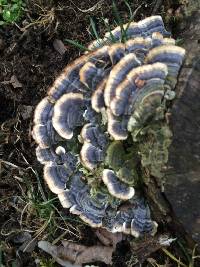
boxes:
[124,0,133,17]
[89,17,100,41]
[189,244,198,267]
[177,240,191,264]
[124,3,144,37]
[102,18,117,43]
[112,0,126,42]
[65,39,90,52]
[112,0,122,25]
[162,248,187,267]
[39,197,58,206]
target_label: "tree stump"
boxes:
[160,3,200,245]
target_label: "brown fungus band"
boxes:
[32,16,185,237]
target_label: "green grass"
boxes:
[147,242,200,267]
[64,38,90,52]
[65,0,136,51]
[0,163,83,265]
[20,169,82,240]
[161,244,200,267]
[39,258,56,267]
[0,0,25,25]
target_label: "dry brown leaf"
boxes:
[1,75,22,88]
[61,240,113,264]
[95,228,123,248]
[53,39,67,55]
[38,241,81,267]
[38,240,114,266]
[10,75,23,88]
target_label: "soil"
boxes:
[0,0,198,266]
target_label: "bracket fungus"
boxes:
[33,15,185,237]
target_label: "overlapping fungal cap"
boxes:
[58,174,108,227]
[88,15,170,50]
[33,16,185,237]
[103,197,158,237]
[80,123,108,170]
[102,169,135,200]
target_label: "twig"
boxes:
[0,160,24,170]
[69,0,104,13]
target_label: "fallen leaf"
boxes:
[10,75,23,88]
[62,240,113,264]
[53,39,67,55]
[38,241,80,267]
[19,238,37,253]
[95,228,123,248]
[38,240,114,266]
[1,75,22,88]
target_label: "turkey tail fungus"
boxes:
[33,15,186,241]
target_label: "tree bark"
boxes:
[148,2,200,246]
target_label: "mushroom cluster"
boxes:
[33,16,185,237]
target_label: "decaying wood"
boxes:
[145,0,200,247]
[130,235,176,263]
[164,7,200,245]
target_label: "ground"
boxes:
[0,0,199,266]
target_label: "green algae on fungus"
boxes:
[32,16,185,237]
